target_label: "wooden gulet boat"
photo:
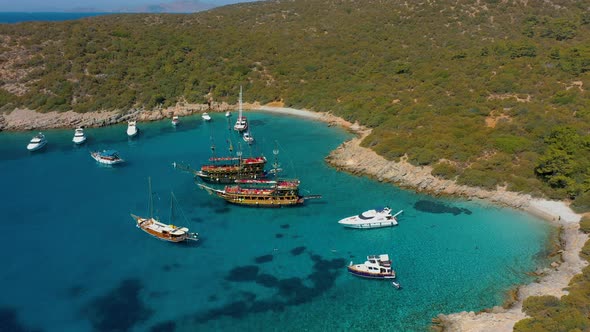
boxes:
[131,178,198,243]
[174,143,267,184]
[197,144,321,207]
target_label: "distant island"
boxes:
[2,0,590,329]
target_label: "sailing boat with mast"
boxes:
[198,143,321,207]
[131,178,198,243]
[233,86,248,132]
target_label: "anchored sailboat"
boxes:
[131,178,198,243]
[233,86,248,132]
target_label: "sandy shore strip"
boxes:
[3,104,588,331]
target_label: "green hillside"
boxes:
[2,0,590,207]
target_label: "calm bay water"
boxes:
[0,12,111,24]
[0,112,552,331]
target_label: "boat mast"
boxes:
[272,142,280,181]
[169,192,175,222]
[238,85,243,120]
[148,177,154,219]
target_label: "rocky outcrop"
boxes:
[325,129,531,209]
[325,127,588,332]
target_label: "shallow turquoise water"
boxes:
[0,112,552,331]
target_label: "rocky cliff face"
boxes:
[325,129,532,210]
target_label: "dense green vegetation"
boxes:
[514,216,590,332]
[2,0,590,203]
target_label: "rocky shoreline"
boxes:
[324,124,587,332]
[3,104,587,331]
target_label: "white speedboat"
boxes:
[202,112,211,121]
[90,150,125,165]
[27,132,47,151]
[233,86,248,132]
[348,254,396,279]
[243,131,254,144]
[225,111,231,117]
[338,207,402,229]
[72,127,87,145]
[127,121,138,137]
[171,116,180,126]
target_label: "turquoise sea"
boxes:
[0,12,110,24]
[0,112,552,331]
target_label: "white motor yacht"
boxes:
[171,116,180,126]
[91,150,125,165]
[27,132,47,151]
[202,112,211,121]
[127,121,138,137]
[72,127,87,144]
[338,207,402,229]
[225,111,231,117]
[243,131,254,144]
[348,254,396,279]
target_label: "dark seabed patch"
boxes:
[150,320,176,332]
[197,253,346,323]
[280,224,290,229]
[162,262,182,272]
[214,207,231,214]
[0,307,42,332]
[290,246,306,256]
[81,278,152,332]
[254,254,273,263]
[65,284,87,298]
[255,273,279,288]
[208,294,218,302]
[275,233,284,238]
[225,265,259,282]
[191,217,203,223]
[413,200,472,216]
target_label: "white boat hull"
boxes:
[338,208,401,229]
[339,220,397,229]
[73,136,87,144]
[91,153,124,165]
[127,128,138,137]
[27,141,46,151]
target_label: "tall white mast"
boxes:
[238,85,243,120]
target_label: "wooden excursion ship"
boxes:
[197,144,320,207]
[131,178,198,243]
[196,155,267,184]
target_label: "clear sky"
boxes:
[0,0,257,12]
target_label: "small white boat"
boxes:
[348,254,396,279]
[225,111,231,117]
[202,112,211,121]
[91,150,125,165]
[392,281,401,289]
[27,132,47,151]
[243,131,254,144]
[171,116,180,126]
[338,207,402,229]
[127,121,138,137]
[72,127,87,145]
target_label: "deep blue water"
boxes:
[0,12,111,24]
[0,112,552,331]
